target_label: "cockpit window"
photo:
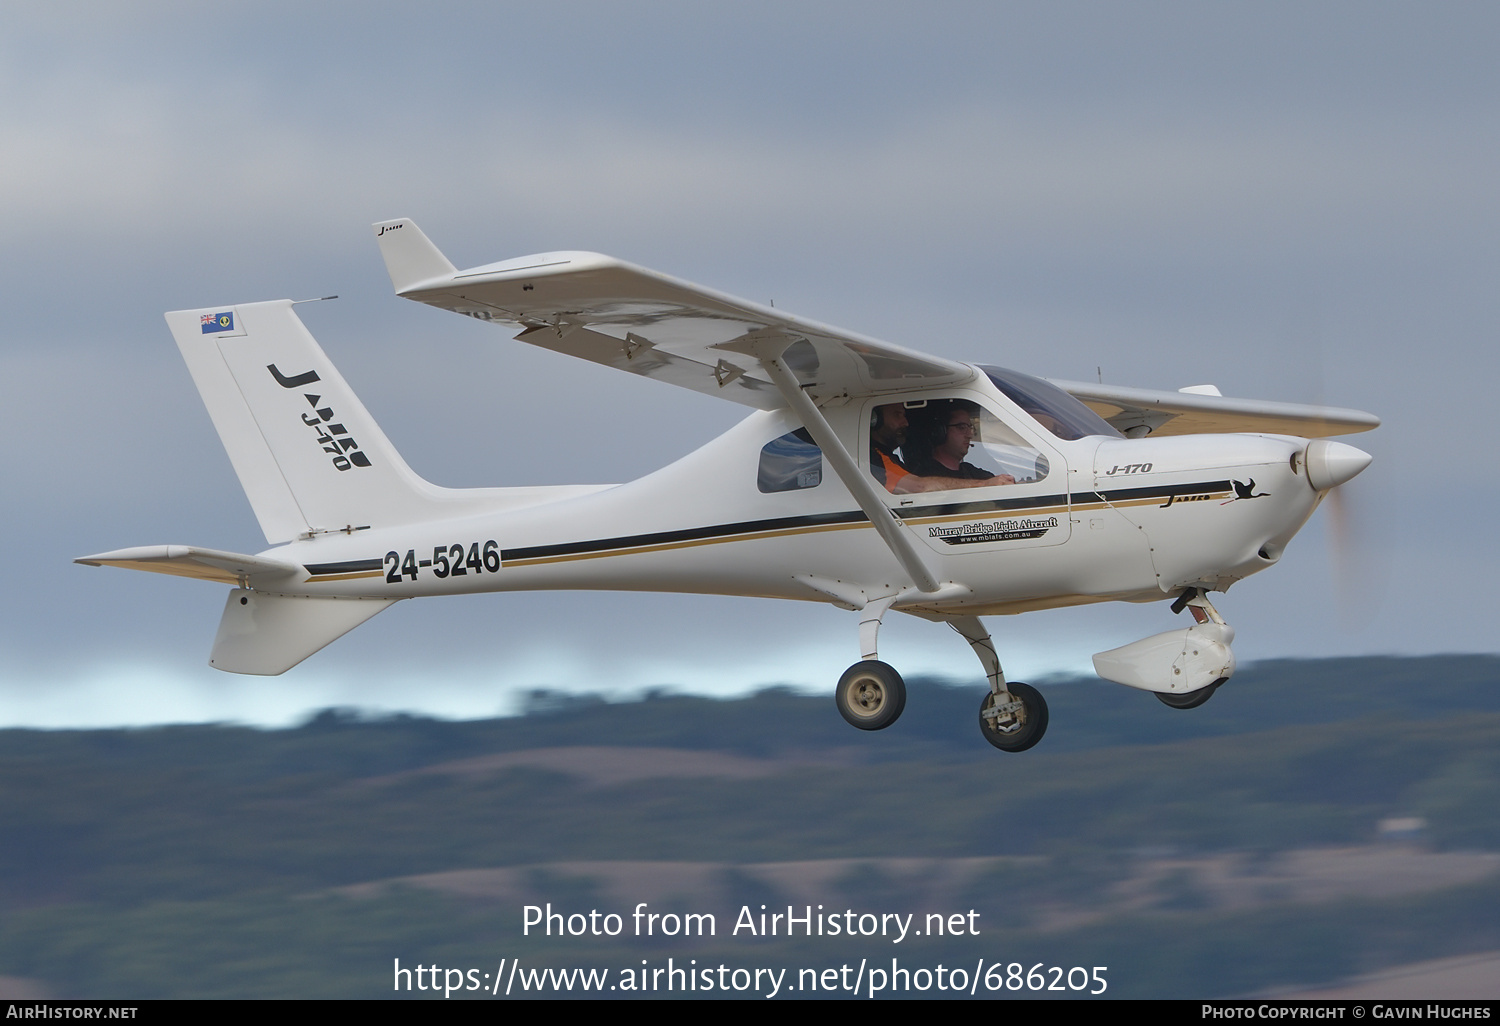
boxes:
[758,428,822,492]
[867,398,1049,494]
[980,365,1123,440]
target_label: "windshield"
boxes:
[980,366,1123,441]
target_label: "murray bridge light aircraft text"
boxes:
[78,219,1377,751]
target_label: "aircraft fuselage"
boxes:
[265,377,1319,618]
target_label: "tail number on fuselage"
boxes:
[384,542,500,584]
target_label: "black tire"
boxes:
[836,660,906,730]
[1154,678,1224,710]
[979,682,1049,752]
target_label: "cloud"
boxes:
[2,2,1495,728]
[5,36,1493,279]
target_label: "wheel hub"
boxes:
[835,660,907,731]
[978,683,1048,752]
[981,691,1024,732]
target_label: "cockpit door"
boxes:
[864,393,1072,554]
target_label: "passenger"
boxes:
[869,404,915,490]
[869,404,1013,493]
[905,401,1016,484]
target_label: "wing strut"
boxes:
[755,342,940,593]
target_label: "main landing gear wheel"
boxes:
[979,682,1049,752]
[1154,678,1225,710]
[836,660,907,730]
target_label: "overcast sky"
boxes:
[2,2,1495,727]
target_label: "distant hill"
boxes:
[0,655,1496,998]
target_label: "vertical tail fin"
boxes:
[167,300,471,544]
[373,218,458,294]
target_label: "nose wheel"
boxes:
[835,660,907,730]
[979,682,1049,752]
[1155,678,1224,709]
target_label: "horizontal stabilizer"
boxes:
[75,546,301,586]
[210,590,396,675]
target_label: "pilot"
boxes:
[869,404,1013,493]
[905,401,1016,484]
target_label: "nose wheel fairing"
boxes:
[1092,589,1235,697]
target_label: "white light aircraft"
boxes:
[78,219,1377,751]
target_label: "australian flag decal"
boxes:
[201,311,234,334]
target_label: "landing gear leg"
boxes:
[1170,586,1229,628]
[835,594,906,730]
[1156,589,1232,710]
[950,616,1049,752]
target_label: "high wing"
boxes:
[1049,380,1380,438]
[373,218,973,407]
[373,218,1378,440]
